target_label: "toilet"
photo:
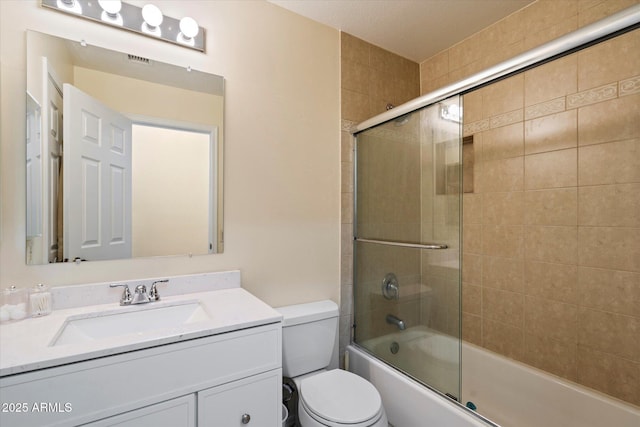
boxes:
[277,300,388,427]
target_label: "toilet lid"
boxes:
[300,370,382,425]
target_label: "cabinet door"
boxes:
[84,394,195,427]
[198,369,281,427]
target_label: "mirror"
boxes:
[25,30,224,265]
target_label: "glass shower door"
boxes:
[353,95,462,400]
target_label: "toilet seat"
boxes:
[299,369,385,427]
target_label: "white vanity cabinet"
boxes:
[0,322,282,427]
[198,370,281,426]
[84,395,197,427]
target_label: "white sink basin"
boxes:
[50,301,210,346]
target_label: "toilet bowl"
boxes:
[276,301,388,427]
[297,369,387,427]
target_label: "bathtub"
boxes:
[348,326,640,427]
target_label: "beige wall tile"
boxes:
[463,193,482,225]
[463,253,482,286]
[578,227,640,272]
[577,29,640,90]
[620,75,640,97]
[577,346,640,407]
[524,110,577,155]
[463,312,482,346]
[483,256,524,293]
[481,157,524,192]
[483,318,524,361]
[523,17,578,54]
[578,183,640,228]
[483,123,524,161]
[525,225,578,264]
[463,282,482,316]
[341,88,370,123]
[482,74,524,119]
[490,109,524,129]
[578,307,640,361]
[483,192,524,226]
[524,45,576,107]
[421,50,449,80]
[525,97,566,121]
[341,161,353,193]
[525,296,578,344]
[578,139,640,185]
[578,93,640,146]
[524,148,577,190]
[567,82,617,109]
[524,333,578,380]
[523,0,578,36]
[578,267,640,317]
[342,59,370,94]
[341,32,369,65]
[463,223,482,254]
[341,131,354,163]
[463,89,482,123]
[341,192,353,224]
[484,287,524,327]
[524,188,578,226]
[483,225,524,259]
[341,223,354,286]
[525,260,578,304]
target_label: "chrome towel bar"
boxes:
[355,238,448,250]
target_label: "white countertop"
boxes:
[0,287,282,377]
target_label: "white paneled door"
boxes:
[63,84,132,261]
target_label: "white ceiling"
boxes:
[269,0,535,63]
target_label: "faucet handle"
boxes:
[109,283,132,305]
[149,279,168,302]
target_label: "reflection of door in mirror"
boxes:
[26,93,42,263]
[46,63,64,263]
[63,84,133,262]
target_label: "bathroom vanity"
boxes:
[0,272,283,426]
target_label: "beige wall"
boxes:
[131,126,210,258]
[73,67,223,129]
[0,0,341,307]
[418,0,639,407]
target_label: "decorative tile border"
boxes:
[463,119,490,136]
[567,83,617,109]
[619,75,640,97]
[525,97,566,120]
[490,109,523,128]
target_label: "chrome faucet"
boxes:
[110,279,169,306]
[386,314,406,330]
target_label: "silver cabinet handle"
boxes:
[241,413,251,424]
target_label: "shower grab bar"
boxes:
[355,238,448,250]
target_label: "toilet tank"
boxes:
[276,300,339,378]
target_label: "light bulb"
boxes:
[98,0,121,16]
[179,17,199,39]
[142,4,163,28]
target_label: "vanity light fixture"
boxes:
[41,0,206,52]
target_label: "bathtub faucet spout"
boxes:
[386,314,406,330]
